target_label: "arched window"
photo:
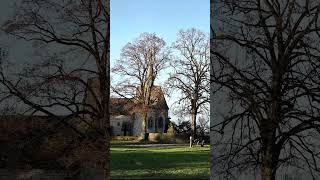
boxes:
[148,117,153,128]
[158,117,163,128]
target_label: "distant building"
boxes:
[83,78,170,136]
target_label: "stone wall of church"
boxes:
[110,109,168,136]
[132,109,168,136]
[110,115,132,136]
[133,113,142,136]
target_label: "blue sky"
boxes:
[110,0,210,65]
[110,0,210,121]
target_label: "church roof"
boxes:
[110,98,135,115]
[148,86,169,110]
[85,77,169,116]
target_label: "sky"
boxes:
[110,0,210,121]
[110,0,210,65]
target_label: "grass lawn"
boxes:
[110,142,210,179]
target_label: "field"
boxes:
[110,142,210,179]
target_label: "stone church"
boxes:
[84,78,170,136]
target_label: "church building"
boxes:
[83,78,170,136]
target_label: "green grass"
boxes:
[111,143,210,179]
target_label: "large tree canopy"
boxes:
[112,33,170,139]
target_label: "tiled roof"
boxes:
[110,98,135,115]
[149,86,169,110]
[85,77,169,116]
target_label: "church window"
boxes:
[158,117,163,128]
[148,117,153,128]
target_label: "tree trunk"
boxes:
[261,146,276,180]
[97,72,110,180]
[260,105,278,180]
[105,63,111,180]
[140,110,149,141]
[104,0,110,179]
[191,98,197,139]
[191,111,197,139]
[260,68,281,180]
[104,122,110,180]
[99,68,110,180]
[261,167,275,180]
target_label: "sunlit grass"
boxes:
[111,143,210,179]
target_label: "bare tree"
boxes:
[211,0,320,180]
[167,28,210,139]
[1,0,111,178]
[112,33,170,140]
